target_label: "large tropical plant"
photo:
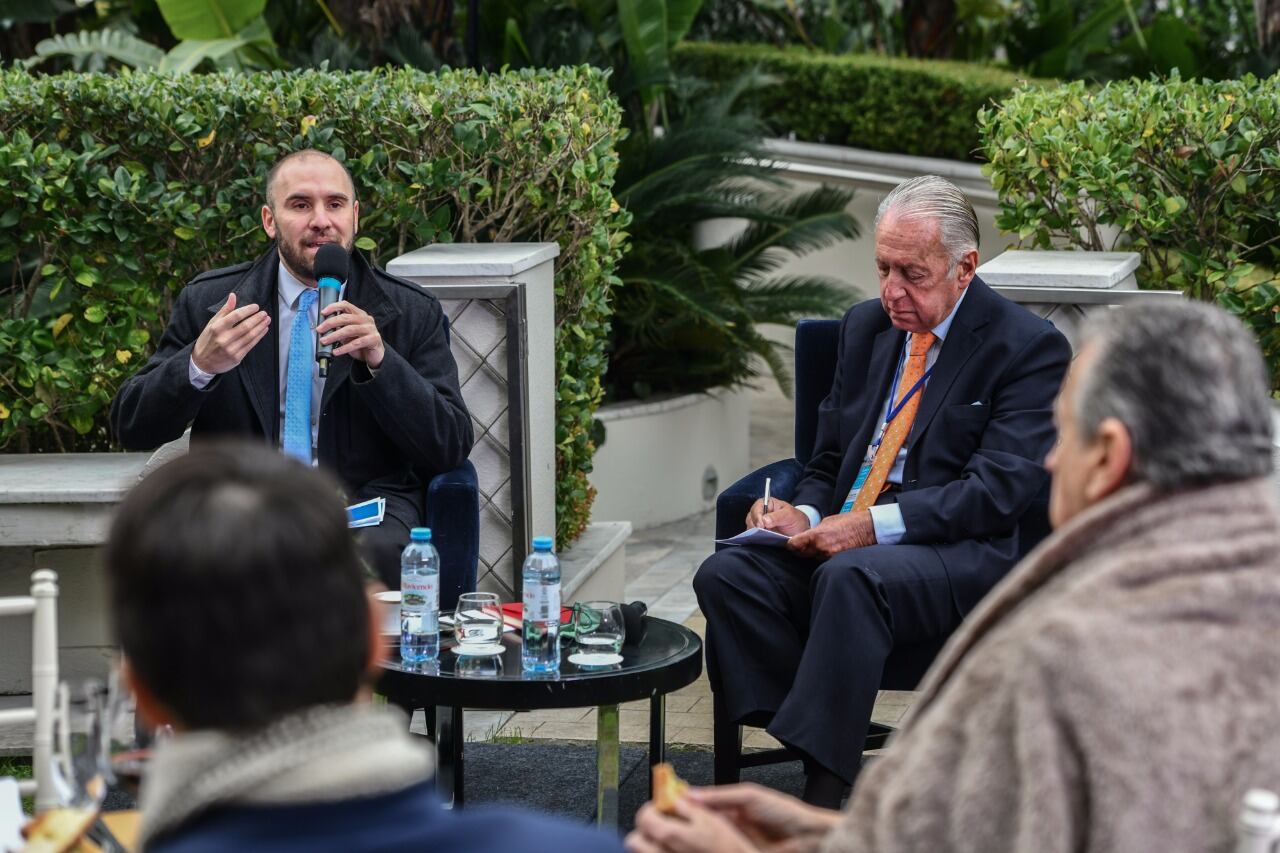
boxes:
[608,79,855,399]
[687,0,1280,81]
[484,0,855,400]
[21,0,287,72]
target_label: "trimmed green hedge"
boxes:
[0,66,628,545]
[979,75,1280,391]
[675,41,1053,162]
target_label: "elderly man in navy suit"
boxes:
[694,175,1071,806]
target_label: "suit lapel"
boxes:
[320,252,401,413]
[906,278,991,450]
[206,248,279,439]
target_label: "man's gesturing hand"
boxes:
[192,293,271,375]
[318,300,385,369]
[788,511,876,559]
[745,497,811,536]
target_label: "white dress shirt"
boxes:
[797,285,969,544]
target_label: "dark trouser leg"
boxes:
[767,544,959,786]
[353,513,413,589]
[693,546,816,723]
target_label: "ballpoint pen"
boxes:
[764,477,772,513]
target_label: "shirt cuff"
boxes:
[188,355,214,390]
[868,503,906,545]
[795,504,822,530]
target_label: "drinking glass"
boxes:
[575,601,625,655]
[455,654,504,678]
[49,679,109,811]
[454,592,502,652]
[102,666,171,799]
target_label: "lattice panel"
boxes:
[441,297,517,598]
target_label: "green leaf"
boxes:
[0,209,18,228]
[355,236,376,251]
[1231,174,1248,194]
[159,15,275,73]
[25,29,165,70]
[161,35,254,73]
[617,0,670,111]
[75,270,99,287]
[666,0,705,46]
[1162,195,1186,216]
[83,306,106,323]
[157,0,265,40]
[173,226,197,240]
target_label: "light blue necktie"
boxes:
[282,288,318,463]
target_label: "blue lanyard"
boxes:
[870,341,936,451]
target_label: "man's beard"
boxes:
[278,234,352,281]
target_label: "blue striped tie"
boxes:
[282,288,318,463]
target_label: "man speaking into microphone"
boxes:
[111,149,473,587]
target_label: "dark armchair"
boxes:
[423,459,479,611]
[424,314,480,611]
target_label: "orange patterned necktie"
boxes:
[850,331,936,512]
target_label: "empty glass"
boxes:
[455,654,504,678]
[575,601,625,655]
[454,592,503,652]
[49,679,108,811]
[102,665,171,799]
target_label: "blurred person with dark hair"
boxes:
[106,442,622,852]
[629,300,1280,853]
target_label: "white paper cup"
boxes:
[373,590,401,635]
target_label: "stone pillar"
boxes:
[387,243,559,599]
[977,249,1182,351]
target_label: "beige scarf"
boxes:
[138,703,434,850]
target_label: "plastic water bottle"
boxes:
[521,536,561,674]
[400,527,439,664]
[1235,789,1280,853]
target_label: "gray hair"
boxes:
[875,175,980,266]
[1076,300,1273,490]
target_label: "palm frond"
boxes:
[738,275,850,321]
[25,28,165,71]
[753,336,795,398]
[726,186,859,279]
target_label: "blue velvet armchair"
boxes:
[425,315,480,611]
[423,460,479,611]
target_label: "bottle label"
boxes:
[523,583,560,622]
[402,576,437,610]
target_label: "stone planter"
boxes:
[588,387,751,530]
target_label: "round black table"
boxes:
[376,615,703,826]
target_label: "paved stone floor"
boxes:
[471,364,918,749]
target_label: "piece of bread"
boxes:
[20,806,98,853]
[652,762,688,814]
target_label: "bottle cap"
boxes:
[410,527,432,542]
[532,536,554,551]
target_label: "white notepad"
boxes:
[714,527,792,547]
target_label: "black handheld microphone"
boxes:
[314,243,349,378]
